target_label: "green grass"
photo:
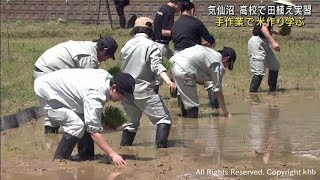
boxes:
[1,20,320,116]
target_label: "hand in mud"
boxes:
[224,112,232,117]
[110,153,127,167]
[106,172,122,180]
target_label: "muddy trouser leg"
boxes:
[248,36,268,92]
[115,1,126,29]
[249,56,266,92]
[171,65,199,118]
[136,94,172,148]
[249,75,263,92]
[265,45,280,92]
[54,132,79,159]
[268,70,278,92]
[76,131,94,160]
[121,99,142,146]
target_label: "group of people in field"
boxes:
[33,0,295,166]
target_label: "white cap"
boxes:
[273,0,296,7]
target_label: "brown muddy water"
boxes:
[1,90,320,180]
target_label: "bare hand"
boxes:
[167,81,176,91]
[225,112,232,117]
[272,42,280,51]
[202,41,216,48]
[110,153,126,167]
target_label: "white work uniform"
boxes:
[33,40,100,78]
[248,36,280,76]
[171,45,225,110]
[33,40,100,127]
[120,33,172,132]
[34,69,110,138]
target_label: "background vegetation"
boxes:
[1,20,320,116]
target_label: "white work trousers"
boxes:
[121,94,172,132]
[248,36,280,76]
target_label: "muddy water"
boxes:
[1,91,320,180]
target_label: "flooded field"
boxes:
[1,90,320,180]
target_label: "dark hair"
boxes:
[169,0,179,3]
[93,36,108,55]
[109,78,115,86]
[179,1,194,13]
[130,26,154,38]
[218,47,236,70]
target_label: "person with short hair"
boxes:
[172,0,216,53]
[34,69,135,166]
[33,36,118,134]
[120,17,176,148]
[153,0,181,93]
[153,0,181,58]
[171,45,236,118]
[171,0,219,110]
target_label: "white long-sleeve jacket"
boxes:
[121,33,167,98]
[34,69,111,133]
[34,41,100,73]
[170,45,225,92]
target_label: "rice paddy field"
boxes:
[1,21,320,180]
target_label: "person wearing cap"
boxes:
[120,17,176,148]
[34,68,135,166]
[171,45,236,118]
[33,36,118,134]
[248,0,295,92]
[153,0,181,94]
[171,0,220,111]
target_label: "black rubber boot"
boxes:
[154,85,160,94]
[185,107,199,118]
[249,75,263,92]
[53,133,79,160]
[120,130,136,146]
[178,95,187,117]
[208,90,219,109]
[155,123,171,148]
[44,126,59,134]
[73,131,94,161]
[268,70,278,92]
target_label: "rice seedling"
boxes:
[163,58,174,70]
[107,66,122,76]
[279,23,291,36]
[101,105,128,130]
